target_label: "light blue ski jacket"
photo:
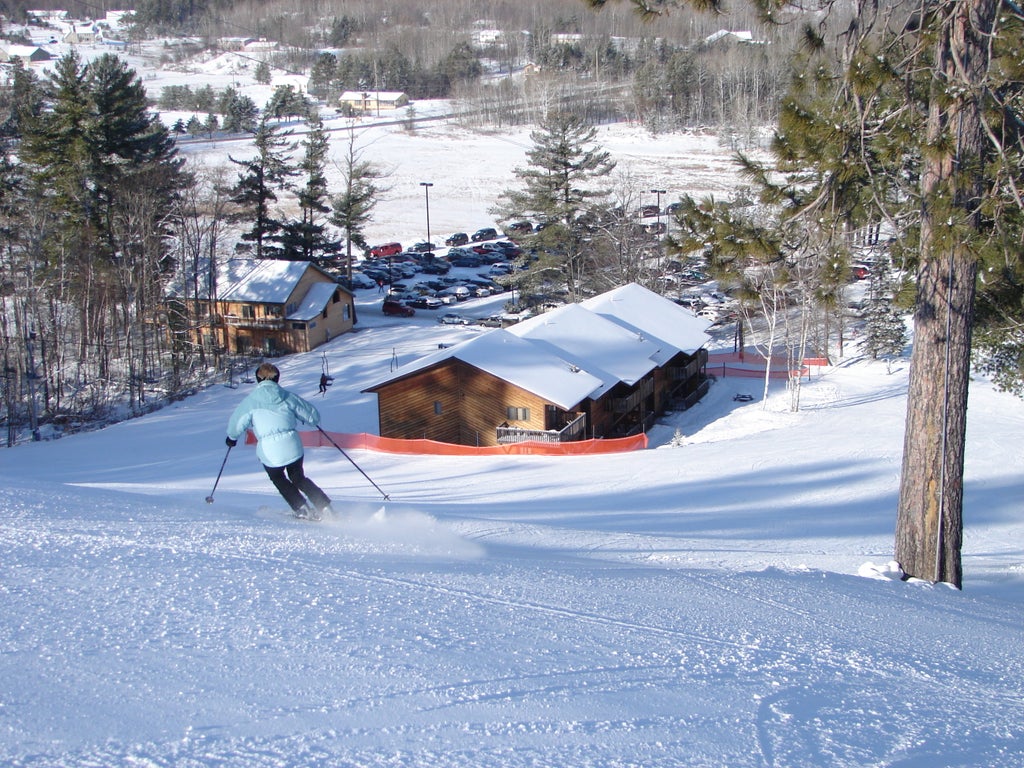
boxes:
[226,380,320,468]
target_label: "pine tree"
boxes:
[862,257,907,370]
[20,51,94,253]
[279,114,340,263]
[494,111,615,301]
[228,116,297,260]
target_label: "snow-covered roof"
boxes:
[218,259,312,304]
[365,283,710,406]
[506,303,661,396]
[704,29,756,45]
[367,329,604,411]
[288,281,338,321]
[580,283,712,363]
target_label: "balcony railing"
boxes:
[611,378,654,414]
[497,412,587,444]
[222,314,285,330]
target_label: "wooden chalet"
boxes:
[366,330,603,447]
[168,259,356,356]
[364,283,711,447]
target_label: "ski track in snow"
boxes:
[2,474,1023,767]
[0,45,1022,759]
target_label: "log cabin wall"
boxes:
[375,360,552,447]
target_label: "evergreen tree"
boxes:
[20,51,94,255]
[265,85,311,122]
[308,53,338,102]
[862,257,908,370]
[228,116,297,260]
[279,114,340,263]
[84,53,183,257]
[254,61,272,85]
[221,92,258,134]
[0,58,44,141]
[494,111,615,301]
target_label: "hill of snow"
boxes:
[2,299,1023,766]
[2,43,1023,767]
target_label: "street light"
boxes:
[650,189,666,225]
[420,182,433,250]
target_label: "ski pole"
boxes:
[316,426,390,501]
[205,444,232,503]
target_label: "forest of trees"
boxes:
[0,0,808,444]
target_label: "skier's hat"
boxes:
[256,363,280,383]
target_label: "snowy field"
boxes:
[2,33,1024,768]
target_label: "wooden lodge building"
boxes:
[364,283,711,447]
[168,259,356,356]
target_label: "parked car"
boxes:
[448,255,482,268]
[408,296,444,309]
[506,221,533,238]
[370,242,402,257]
[639,204,660,218]
[411,241,436,253]
[851,263,872,280]
[439,313,470,325]
[444,232,469,247]
[420,260,451,275]
[382,299,415,317]
[347,271,377,289]
[438,285,472,301]
[471,227,498,242]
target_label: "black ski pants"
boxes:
[264,456,331,512]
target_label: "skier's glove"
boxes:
[225,436,237,447]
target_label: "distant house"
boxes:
[167,259,356,356]
[0,45,53,63]
[701,30,766,48]
[243,38,279,54]
[338,90,410,113]
[364,283,711,447]
[63,22,99,44]
[217,37,256,51]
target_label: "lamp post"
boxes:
[420,182,433,251]
[650,189,666,226]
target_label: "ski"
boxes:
[258,505,324,522]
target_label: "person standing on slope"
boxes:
[225,362,333,519]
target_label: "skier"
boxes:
[319,372,329,395]
[225,362,333,520]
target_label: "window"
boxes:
[240,304,255,319]
[506,406,530,421]
[434,401,443,415]
[291,321,306,330]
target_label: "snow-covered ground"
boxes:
[2,298,1023,766]
[3,31,1024,767]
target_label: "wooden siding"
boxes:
[376,360,557,447]
[176,275,355,355]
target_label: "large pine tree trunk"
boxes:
[894,0,995,588]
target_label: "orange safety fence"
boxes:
[246,429,648,456]
[706,353,829,380]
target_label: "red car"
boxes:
[370,242,403,257]
[382,299,415,317]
